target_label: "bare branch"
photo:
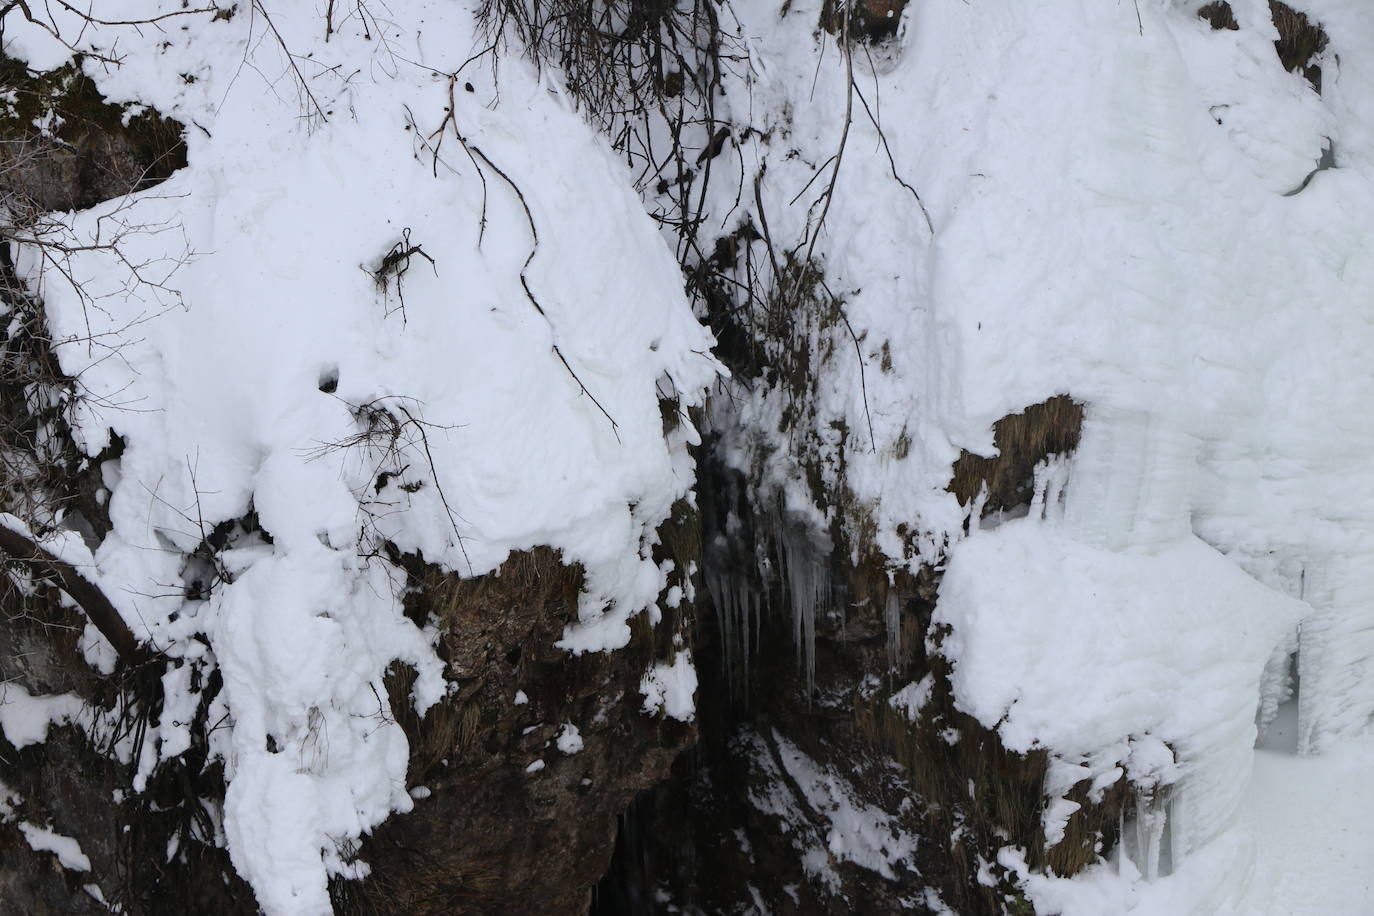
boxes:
[0,517,143,662]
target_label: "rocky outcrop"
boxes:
[334,547,696,915]
[592,397,1136,914]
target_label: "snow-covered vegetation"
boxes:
[0,0,1371,913]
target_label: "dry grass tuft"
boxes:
[1200,2,1329,92]
[1197,1,1238,30]
[855,654,1135,911]
[1269,1,1328,90]
[948,396,1083,516]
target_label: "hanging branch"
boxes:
[0,517,144,663]
[252,0,330,126]
[427,76,621,442]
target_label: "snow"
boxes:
[4,0,1374,910]
[0,683,85,749]
[639,650,699,722]
[996,729,1374,916]
[19,821,91,872]
[691,0,1374,907]
[936,513,1310,878]
[888,674,934,723]
[771,732,918,882]
[743,730,918,889]
[1228,730,1374,915]
[556,723,583,754]
[937,516,1301,755]
[3,2,716,912]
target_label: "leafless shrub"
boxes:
[370,227,436,324]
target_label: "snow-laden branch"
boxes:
[0,514,142,663]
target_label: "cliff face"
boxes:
[595,0,1374,912]
[4,1,1374,915]
[0,4,716,913]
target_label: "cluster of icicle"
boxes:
[707,493,916,699]
[766,499,831,699]
[704,562,761,700]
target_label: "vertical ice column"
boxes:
[1119,791,1174,881]
[770,510,830,700]
[1297,547,1374,753]
[1061,406,1200,553]
[884,590,901,674]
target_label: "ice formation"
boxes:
[697,0,1374,909]
[3,0,1374,911]
[704,563,762,698]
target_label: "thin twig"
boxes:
[252,0,329,125]
[428,77,621,441]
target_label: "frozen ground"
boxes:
[1232,708,1374,916]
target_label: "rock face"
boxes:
[595,401,1116,915]
[334,548,696,916]
[0,54,697,915]
[0,56,186,215]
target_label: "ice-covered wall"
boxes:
[690,0,1374,908]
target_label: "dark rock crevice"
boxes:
[0,55,187,215]
[593,396,1144,915]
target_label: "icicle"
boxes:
[705,569,731,692]
[736,574,751,701]
[1029,453,1070,521]
[1122,790,1172,881]
[778,522,829,700]
[967,482,989,533]
[705,558,759,702]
